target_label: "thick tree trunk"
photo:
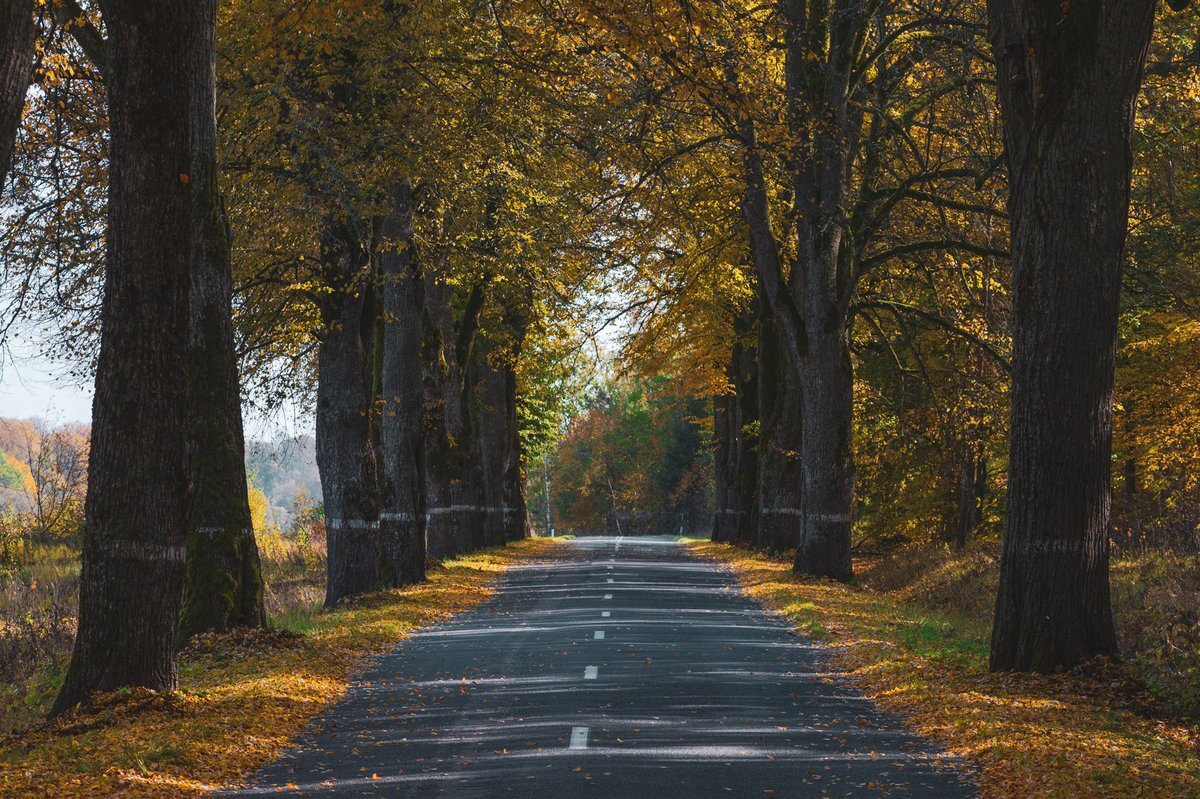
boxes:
[500,297,531,543]
[177,30,264,639]
[53,0,210,714]
[756,314,803,554]
[421,269,489,560]
[988,0,1154,672]
[793,329,854,579]
[500,352,529,543]
[421,272,466,560]
[316,221,382,606]
[474,335,509,547]
[378,181,426,587]
[713,304,758,544]
[712,389,734,542]
[0,0,34,190]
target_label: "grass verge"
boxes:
[0,538,557,798]
[689,541,1200,799]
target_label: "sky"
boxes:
[0,343,93,423]
[0,342,311,438]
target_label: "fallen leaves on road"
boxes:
[0,538,559,799]
[690,541,1200,799]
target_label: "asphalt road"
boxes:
[224,536,975,798]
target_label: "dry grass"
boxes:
[0,538,556,799]
[690,540,1200,799]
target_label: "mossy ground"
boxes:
[689,540,1200,799]
[0,538,556,798]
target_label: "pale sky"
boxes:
[0,345,93,423]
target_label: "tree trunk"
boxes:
[500,291,532,543]
[473,335,509,547]
[988,0,1155,672]
[951,451,986,549]
[500,349,529,543]
[737,0,862,579]
[177,29,264,638]
[316,220,382,606]
[53,0,210,714]
[421,271,466,560]
[794,329,855,579]
[712,388,734,542]
[378,181,426,587]
[713,303,758,544]
[0,0,33,190]
[421,268,490,560]
[756,314,804,554]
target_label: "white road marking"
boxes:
[594,630,605,640]
[570,726,589,749]
[606,578,614,583]
[602,611,611,617]
[584,665,598,679]
[603,594,612,600]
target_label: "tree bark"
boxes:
[988,0,1155,672]
[177,22,264,639]
[474,334,510,547]
[0,0,33,191]
[421,268,489,560]
[755,313,804,554]
[316,219,382,606]
[500,290,532,543]
[378,181,426,587]
[950,451,986,549]
[713,304,758,544]
[735,0,863,580]
[53,0,211,714]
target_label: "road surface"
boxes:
[225,536,975,798]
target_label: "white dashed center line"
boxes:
[601,611,611,617]
[584,665,598,679]
[603,593,612,600]
[594,630,605,640]
[606,578,614,583]
[570,726,589,749]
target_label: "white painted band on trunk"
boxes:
[326,519,380,531]
[569,726,589,749]
[583,665,598,680]
[716,509,750,515]
[1019,539,1087,555]
[195,525,254,536]
[816,512,852,523]
[100,539,186,563]
[760,508,804,517]
[426,505,495,516]
[379,511,417,522]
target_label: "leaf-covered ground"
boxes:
[0,538,557,798]
[689,541,1200,799]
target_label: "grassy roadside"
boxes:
[0,538,558,799]
[688,541,1200,799]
